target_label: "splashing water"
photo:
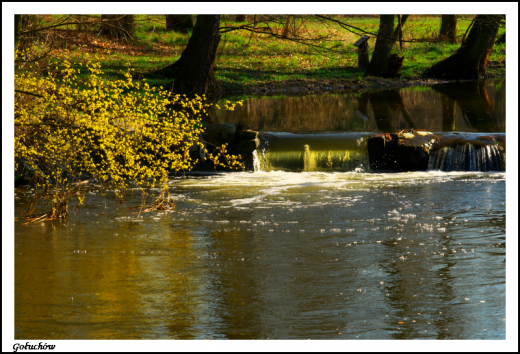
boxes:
[428,144,505,172]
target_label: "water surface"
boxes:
[211,80,505,133]
[15,171,506,339]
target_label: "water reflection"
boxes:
[365,90,415,132]
[211,80,505,133]
[432,81,504,132]
[441,95,457,131]
[15,172,506,339]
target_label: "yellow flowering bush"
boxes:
[15,50,243,219]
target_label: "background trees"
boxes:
[438,15,457,43]
[165,15,193,32]
[425,15,503,79]
[15,14,22,52]
[100,15,136,40]
[13,14,507,96]
[365,15,409,78]
[150,15,222,96]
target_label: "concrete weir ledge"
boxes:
[366,130,505,172]
[188,125,505,173]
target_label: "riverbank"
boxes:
[214,71,506,96]
[26,15,505,97]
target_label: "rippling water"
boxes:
[14,171,506,339]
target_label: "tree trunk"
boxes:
[166,15,193,32]
[424,15,502,80]
[365,15,409,78]
[16,15,41,51]
[15,14,22,53]
[154,15,221,96]
[75,15,89,32]
[235,15,246,22]
[281,16,293,38]
[438,15,457,43]
[100,15,136,40]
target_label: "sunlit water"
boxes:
[15,171,506,339]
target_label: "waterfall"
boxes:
[252,150,261,172]
[252,133,370,172]
[428,143,505,172]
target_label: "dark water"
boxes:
[211,80,505,133]
[14,172,506,339]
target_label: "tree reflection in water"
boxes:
[208,80,504,133]
[365,90,416,132]
[433,81,500,132]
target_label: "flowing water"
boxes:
[15,172,506,339]
[14,80,507,340]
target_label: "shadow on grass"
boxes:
[215,66,366,84]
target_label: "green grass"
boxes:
[17,15,506,93]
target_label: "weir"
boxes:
[254,133,370,172]
[252,132,505,173]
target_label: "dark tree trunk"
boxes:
[75,15,89,32]
[166,15,193,32]
[438,15,457,43]
[365,15,395,77]
[16,15,42,50]
[424,15,502,80]
[154,15,221,96]
[235,15,246,22]
[365,15,409,78]
[21,15,39,32]
[15,14,22,53]
[100,15,136,40]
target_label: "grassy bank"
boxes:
[19,15,506,95]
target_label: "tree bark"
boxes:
[235,15,246,22]
[16,15,41,51]
[365,15,409,78]
[100,15,136,40]
[75,15,89,32]
[166,15,193,32]
[282,16,295,39]
[15,14,22,53]
[153,15,221,96]
[438,15,457,43]
[424,15,502,80]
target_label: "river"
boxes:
[13,80,508,341]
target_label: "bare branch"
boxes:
[15,89,44,98]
